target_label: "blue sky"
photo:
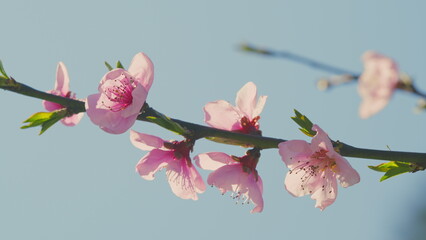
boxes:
[0,1,425,239]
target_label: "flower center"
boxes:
[164,140,193,167]
[289,149,336,193]
[234,148,260,181]
[237,116,261,135]
[102,73,136,112]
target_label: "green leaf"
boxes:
[116,61,124,69]
[291,109,316,137]
[368,161,400,172]
[0,60,9,79]
[21,109,67,135]
[104,61,113,71]
[368,161,420,182]
[146,113,188,136]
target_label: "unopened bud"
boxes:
[317,79,330,91]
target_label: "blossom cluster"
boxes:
[41,52,366,213]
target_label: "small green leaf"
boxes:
[39,117,61,135]
[104,61,113,71]
[116,61,124,69]
[0,60,9,79]
[21,109,67,135]
[291,109,316,137]
[368,161,400,172]
[368,161,421,182]
[146,113,188,136]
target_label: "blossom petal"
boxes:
[358,51,399,119]
[207,164,242,193]
[208,165,264,213]
[278,140,312,169]
[194,152,235,171]
[311,171,338,210]
[252,95,267,119]
[189,164,207,194]
[127,52,154,91]
[247,174,264,213]
[43,91,63,112]
[311,125,334,152]
[120,83,148,118]
[166,161,205,200]
[130,130,165,151]
[235,82,257,119]
[359,97,389,119]
[61,112,84,126]
[55,62,70,95]
[333,154,361,187]
[136,149,173,180]
[99,68,126,90]
[284,169,318,197]
[85,93,138,134]
[204,100,241,131]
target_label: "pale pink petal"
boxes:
[359,98,389,119]
[61,112,84,126]
[84,94,114,126]
[194,152,235,171]
[55,62,70,95]
[252,95,267,118]
[166,161,203,200]
[278,140,312,168]
[208,164,263,213]
[127,52,154,91]
[101,115,138,134]
[136,149,173,180]
[204,100,241,131]
[333,154,361,187]
[99,68,126,90]
[311,171,338,210]
[311,125,334,152]
[284,168,319,197]
[43,93,63,111]
[207,164,243,193]
[246,174,264,213]
[358,51,399,119]
[120,83,148,118]
[235,82,257,119]
[130,130,165,151]
[85,94,137,134]
[188,165,207,193]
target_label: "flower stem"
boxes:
[240,43,359,76]
[1,77,425,164]
[241,43,426,99]
[0,77,85,112]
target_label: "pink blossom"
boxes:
[204,82,267,135]
[86,53,154,134]
[195,150,264,213]
[358,51,399,119]
[42,62,83,126]
[130,130,206,200]
[278,125,360,210]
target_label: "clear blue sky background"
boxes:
[1,1,425,239]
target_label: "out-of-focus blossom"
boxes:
[204,82,267,135]
[42,62,83,126]
[86,53,154,134]
[130,130,205,200]
[195,149,264,213]
[358,51,399,119]
[278,125,360,210]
